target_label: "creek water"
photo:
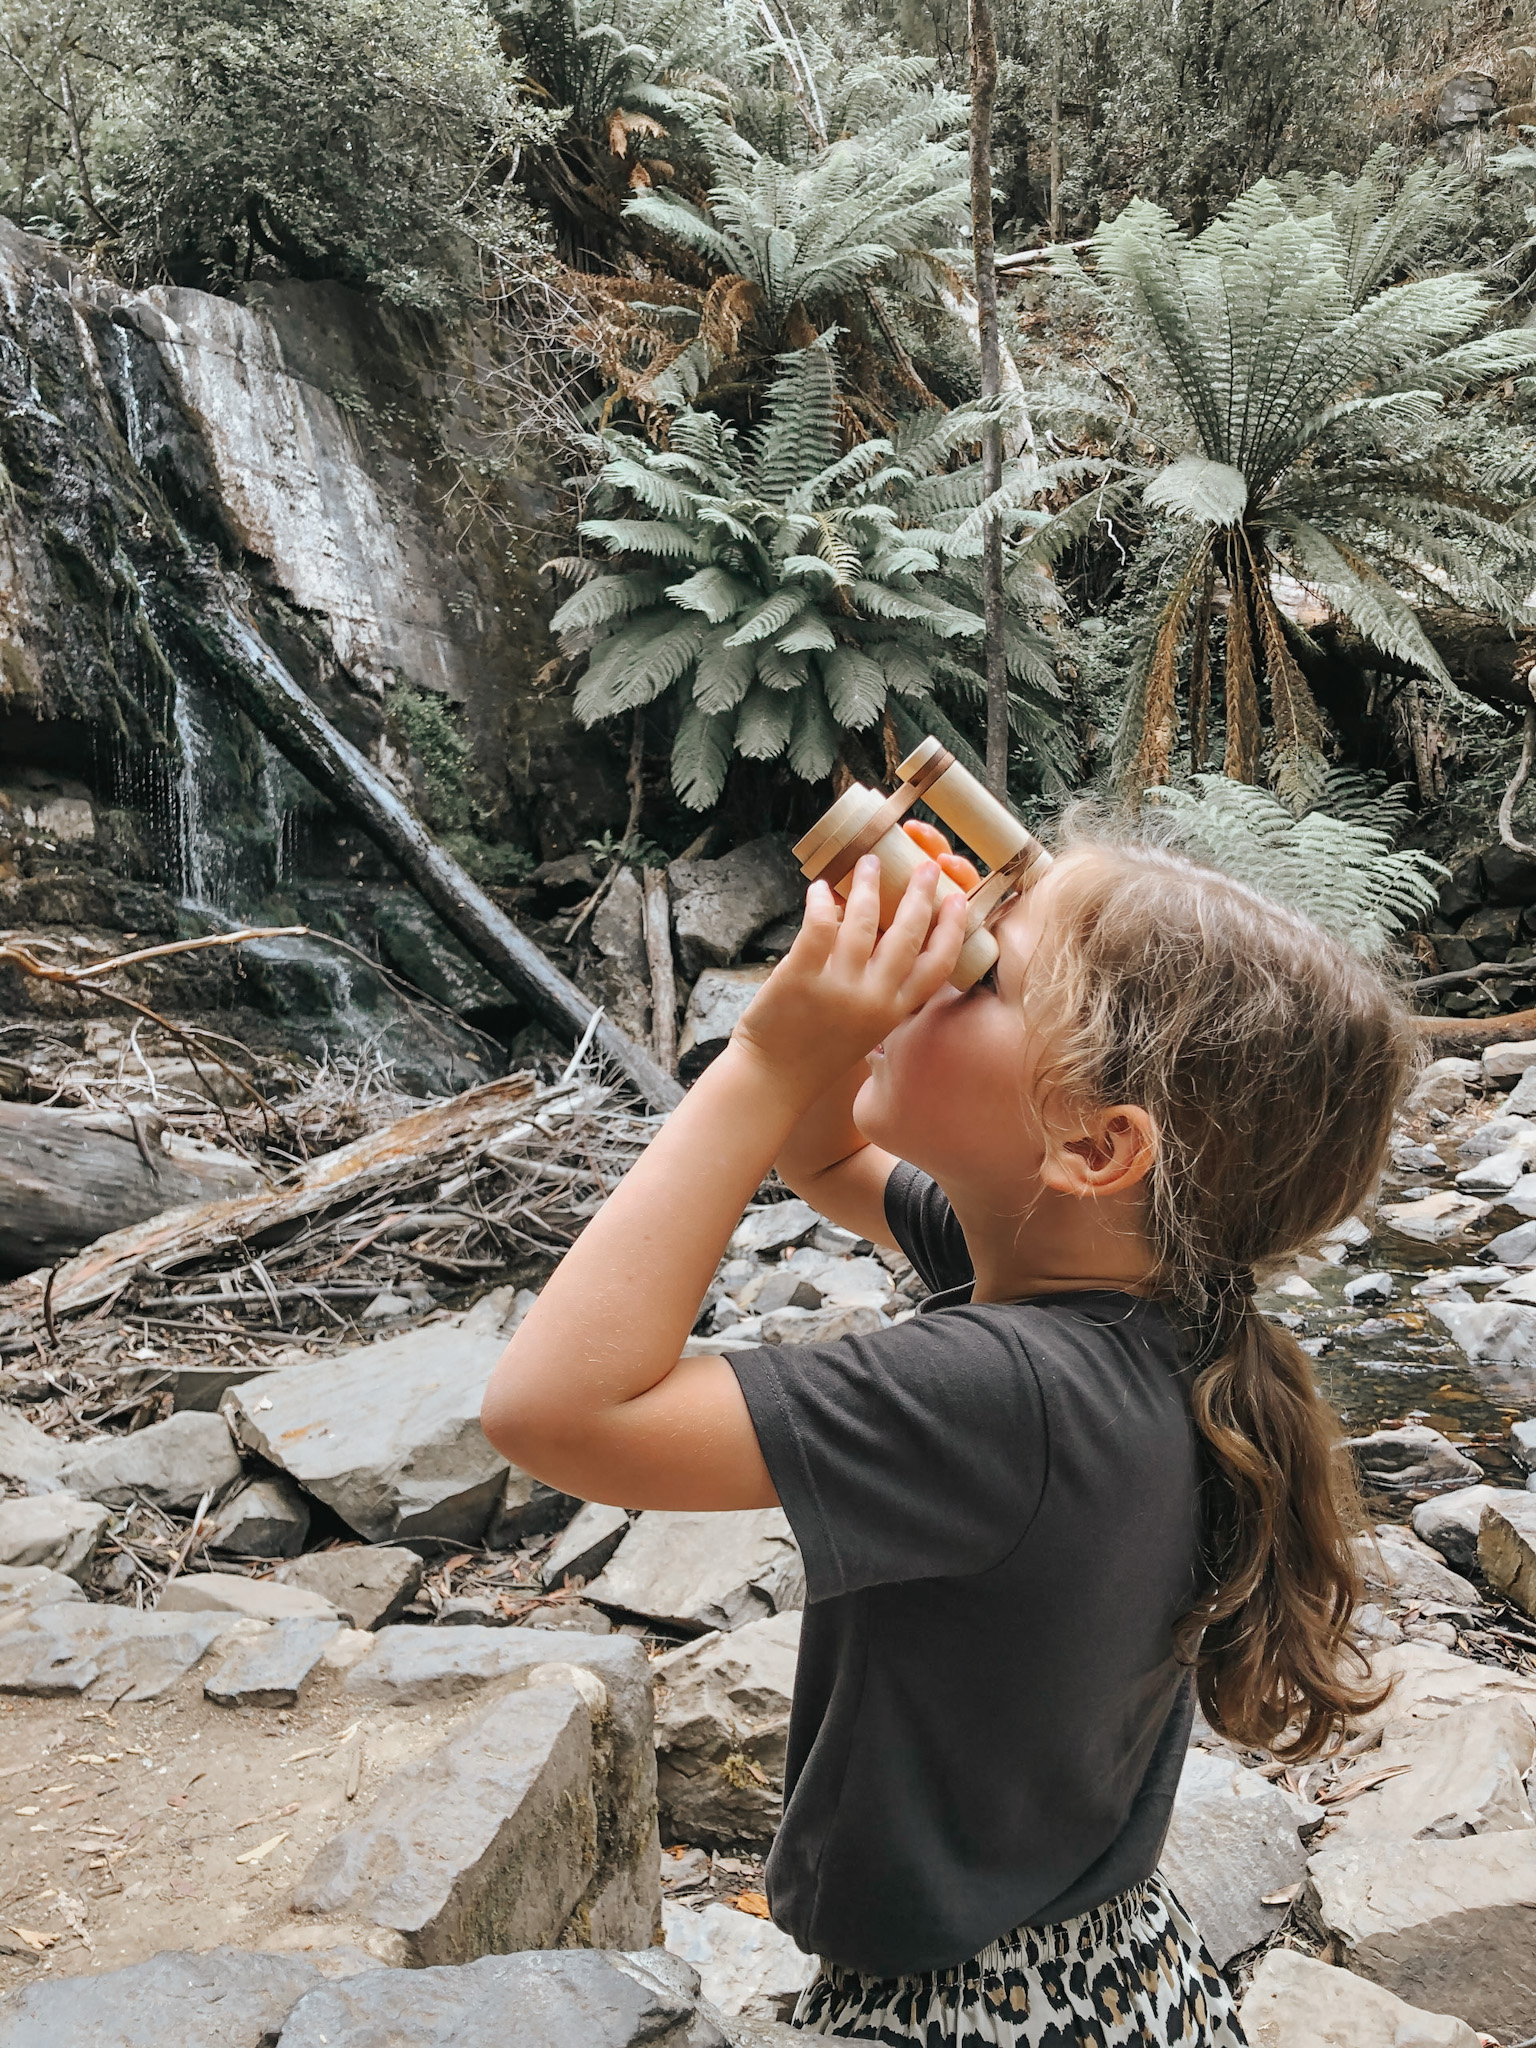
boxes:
[1263,1204,1531,1518]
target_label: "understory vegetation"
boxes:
[8,0,1536,914]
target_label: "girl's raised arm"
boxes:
[478,858,964,1511]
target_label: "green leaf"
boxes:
[724,587,811,646]
[672,700,736,810]
[666,566,757,623]
[820,643,887,728]
[1143,456,1249,527]
[735,684,796,760]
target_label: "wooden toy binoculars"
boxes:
[792,737,1053,991]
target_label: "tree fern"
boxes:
[1050,161,1536,793]
[1146,772,1445,959]
[553,338,1068,807]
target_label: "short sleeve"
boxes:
[729,1309,1048,1602]
[884,1161,974,1296]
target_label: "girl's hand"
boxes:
[732,854,966,1105]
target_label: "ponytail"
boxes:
[1178,1302,1388,1758]
[1026,839,1419,1766]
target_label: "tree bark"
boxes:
[642,868,678,1074]
[968,0,1009,801]
[172,599,683,1113]
[0,1105,259,1276]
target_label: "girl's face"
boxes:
[854,862,1065,1190]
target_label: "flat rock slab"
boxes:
[1239,1949,1479,2047]
[272,1546,423,1630]
[1157,1748,1308,1967]
[587,1510,804,1633]
[206,1476,310,1558]
[0,1599,242,1699]
[0,1491,109,1579]
[654,1609,800,1848]
[0,1562,83,1610]
[163,1361,279,1412]
[0,1403,63,1484]
[204,1615,342,1708]
[1412,1485,1532,1571]
[1478,1495,1536,1619]
[57,1410,243,1512]
[663,1900,814,2022]
[1352,1641,1536,1741]
[1306,1829,1536,2038]
[293,1679,597,1962]
[161,1573,340,1623]
[222,1314,512,1544]
[668,837,801,977]
[1356,1526,1482,1609]
[0,1944,324,2048]
[543,1502,630,1590]
[1327,1697,1534,1842]
[278,1948,723,2048]
[728,1203,820,1258]
[1346,1427,1483,1494]
[1427,1300,1536,1398]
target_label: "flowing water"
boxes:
[1263,1191,1532,1517]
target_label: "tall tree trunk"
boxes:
[1049,59,1064,242]
[171,596,683,1114]
[968,0,1009,801]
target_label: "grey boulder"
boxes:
[678,968,772,1081]
[1478,1493,1536,1619]
[728,1202,821,1258]
[1238,1949,1478,2047]
[0,1403,63,1485]
[1304,1830,1536,2039]
[1412,1484,1533,1572]
[1346,1426,1483,1493]
[1323,1698,1534,1843]
[0,1945,323,2048]
[587,1509,805,1632]
[0,1490,108,1579]
[655,1609,800,1847]
[204,1615,342,1708]
[0,1598,244,1699]
[222,1297,516,1543]
[1156,1747,1308,1967]
[662,1900,814,2022]
[58,1410,243,1512]
[543,1501,631,1590]
[1354,1525,1482,1610]
[668,837,802,976]
[272,1545,423,1629]
[205,1475,311,1558]
[278,1948,725,2048]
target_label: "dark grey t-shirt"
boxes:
[727,1162,1203,1978]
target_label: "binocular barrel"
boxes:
[792,739,1053,992]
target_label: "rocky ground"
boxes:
[6,1030,1536,2041]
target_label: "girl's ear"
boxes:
[1040,1106,1157,1200]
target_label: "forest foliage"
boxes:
[6,0,1536,841]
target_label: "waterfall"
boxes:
[171,683,234,912]
[113,328,144,469]
[260,737,297,887]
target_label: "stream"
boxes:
[1262,1168,1533,1520]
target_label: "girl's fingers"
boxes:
[836,854,882,960]
[873,859,941,972]
[896,887,967,1007]
[790,880,840,972]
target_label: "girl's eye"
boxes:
[979,964,999,993]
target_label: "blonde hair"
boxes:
[1026,834,1418,1758]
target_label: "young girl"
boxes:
[481,834,1416,2045]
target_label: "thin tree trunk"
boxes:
[968,0,1009,801]
[1049,60,1064,242]
[642,869,677,1075]
[173,598,682,1113]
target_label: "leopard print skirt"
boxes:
[791,1874,1248,2046]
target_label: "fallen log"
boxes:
[0,1068,656,1334]
[166,595,683,1115]
[1418,1006,1536,1055]
[0,1104,261,1276]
